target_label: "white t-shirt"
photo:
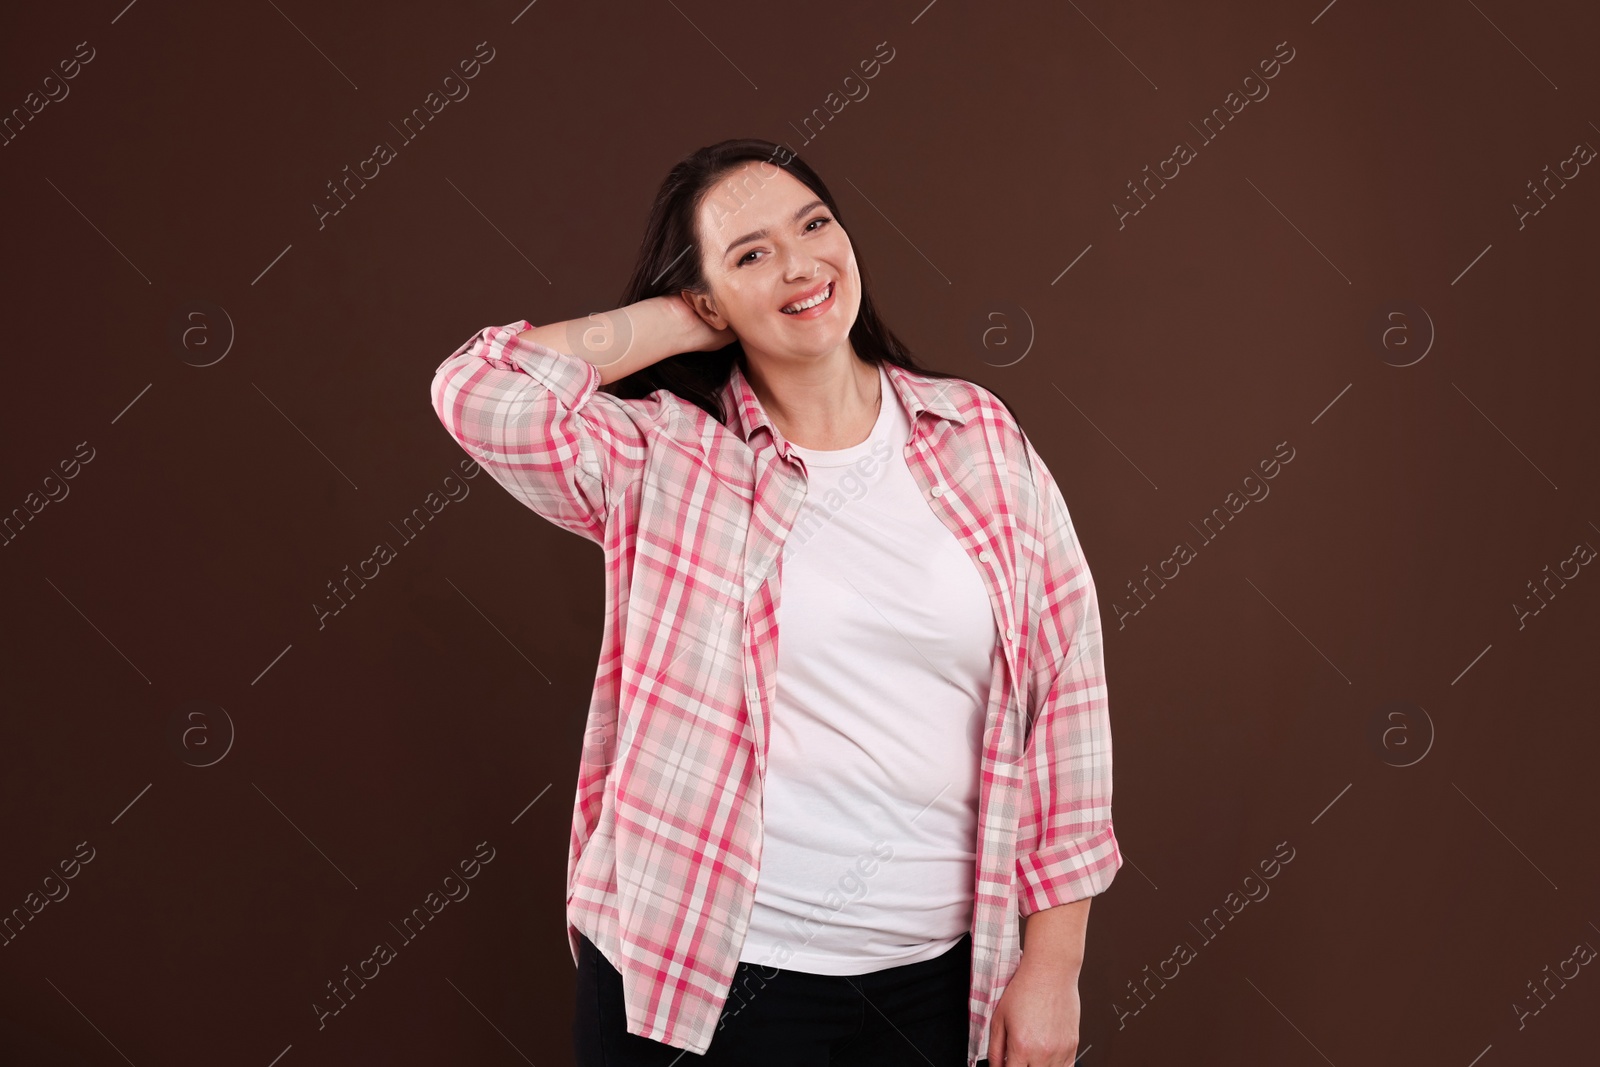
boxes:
[737,362,997,975]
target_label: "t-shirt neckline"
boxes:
[787,364,895,468]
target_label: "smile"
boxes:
[780,280,835,316]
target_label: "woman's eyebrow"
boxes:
[723,200,827,257]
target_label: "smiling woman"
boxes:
[430,137,1123,1067]
[584,139,1020,441]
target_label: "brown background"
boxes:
[2,0,1596,1063]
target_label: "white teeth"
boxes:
[782,282,832,313]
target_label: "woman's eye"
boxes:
[737,218,830,266]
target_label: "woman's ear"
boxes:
[681,288,728,331]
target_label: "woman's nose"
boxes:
[782,252,819,281]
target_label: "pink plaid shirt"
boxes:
[431,321,1122,1065]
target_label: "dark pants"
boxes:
[572,931,979,1066]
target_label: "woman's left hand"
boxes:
[986,951,1081,1066]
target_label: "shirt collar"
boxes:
[719,357,970,459]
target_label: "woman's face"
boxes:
[686,161,861,365]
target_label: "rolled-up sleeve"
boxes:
[1013,434,1122,917]
[430,320,671,545]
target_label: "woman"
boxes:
[430,138,1121,1067]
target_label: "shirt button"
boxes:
[930,484,944,497]
[978,550,991,563]
[1006,627,1016,641]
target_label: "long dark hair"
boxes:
[601,137,1021,430]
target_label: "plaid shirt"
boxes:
[431,321,1121,1065]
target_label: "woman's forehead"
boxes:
[699,163,812,232]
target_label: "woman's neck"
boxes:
[742,345,881,451]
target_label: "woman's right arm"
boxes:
[518,294,732,387]
[430,295,732,545]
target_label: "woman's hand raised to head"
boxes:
[517,294,737,387]
[659,291,738,356]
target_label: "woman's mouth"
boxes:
[780,280,835,318]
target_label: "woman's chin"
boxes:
[779,337,848,362]
[760,323,855,361]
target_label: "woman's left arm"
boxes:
[989,434,1123,1067]
[991,899,1090,1066]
